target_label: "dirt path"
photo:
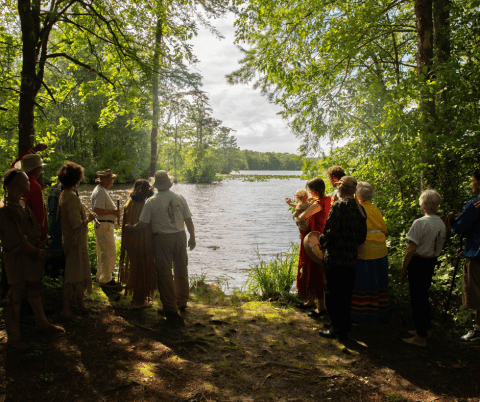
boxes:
[0,282,478,402]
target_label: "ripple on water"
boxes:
[78,175,306,289]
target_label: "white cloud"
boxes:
[188,13,303,154]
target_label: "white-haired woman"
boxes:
[401,190,446,347]
[351,182,389,323]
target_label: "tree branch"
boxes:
[328,95,405,199]
[41,81,57,104]
[45,53,115,86]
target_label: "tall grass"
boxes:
[245,243,299,299]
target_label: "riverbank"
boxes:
[1,282,478,402]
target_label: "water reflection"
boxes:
[78,176,305,289]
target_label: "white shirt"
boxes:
[139,190,192,234]
[406,215,446,257]
[91,184,116,222]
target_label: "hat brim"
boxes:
[150,175,175,190]
[15,161,47,173]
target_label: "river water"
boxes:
[78,170,305,289]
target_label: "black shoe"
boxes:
[296,303,315,310]
[319,328,337,339]
[165,312,185,326]
[318,328,348,340]
[308,309,328,318]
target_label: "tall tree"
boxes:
[149,15,163,177]
[415,0,436,188]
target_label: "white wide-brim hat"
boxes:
[15,154,47,173]
[150,170,174,191]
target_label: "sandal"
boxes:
[36,323,65,334]
[402,336,426,347]
[134,302,153,310]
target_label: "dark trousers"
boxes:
[407,255,437,337]
[325,264,356,337]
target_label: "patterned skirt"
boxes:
[351,256,389,322]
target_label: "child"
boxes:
[286,189,311,234]
[326,165,346,203]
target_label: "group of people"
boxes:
[0,143,195,349]
[1,144,479,350]
[288,166,480,346]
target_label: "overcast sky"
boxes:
[188,13,304,155]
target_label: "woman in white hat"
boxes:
[91,169,120,288]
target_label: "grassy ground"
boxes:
[0,281,479,402]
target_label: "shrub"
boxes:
[245,243,299,299]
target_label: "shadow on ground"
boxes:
[0,281,478,402]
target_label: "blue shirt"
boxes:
[452,195,480,261]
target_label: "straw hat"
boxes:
[303,231,324,264]
[15,154,46,173]
[95,169,117,183]
[151,170,174,191]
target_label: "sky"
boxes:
[188,13,304,155]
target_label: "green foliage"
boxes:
[87,223,97,275]
[245,243,299,299]
[240,150,304,171]
[179,149,217,184]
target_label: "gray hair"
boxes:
[419,190,441,214]
[356,182,374,202]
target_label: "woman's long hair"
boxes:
[130,179,154,202]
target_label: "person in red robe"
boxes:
[11,143,48,247]
[296,178,331,318]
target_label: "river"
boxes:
[78,170,305,290]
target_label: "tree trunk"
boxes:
[17,0,40,155]
[415,0,436,189]
[434,0,456,208]
[174,125,178,180]
[149,16,163,178]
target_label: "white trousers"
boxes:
[95,222,116,283]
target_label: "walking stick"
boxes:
[117,199,120,225]
[82,203,101,226]
[443,236,464,323]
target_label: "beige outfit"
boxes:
[119,199,157,305]
[139,190,192,314]
[59,190,92,299]
[91,184,116,283]
[0,197,44,284]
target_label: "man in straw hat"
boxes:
[91,169,121,288]
[11,143,49,247]
[125,170,196,322]
[0,168,64,349]
[318,176,367,340]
